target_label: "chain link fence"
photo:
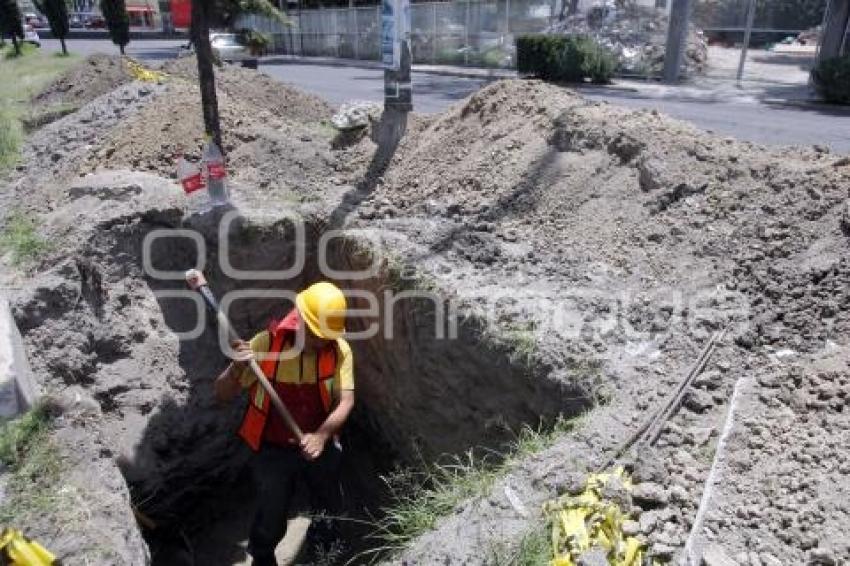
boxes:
[236,0,835,83]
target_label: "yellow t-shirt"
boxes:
[237,331,355,401]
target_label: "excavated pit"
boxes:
[103,208,594,564]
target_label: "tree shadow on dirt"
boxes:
[327,108,409,229]
[415,143,564,260]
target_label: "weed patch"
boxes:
[0,404,65,525]
[0,44,78,172]
[358,415,582,562]
[0,212,51,265]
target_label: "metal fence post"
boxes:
[736,0,756,83]
[352,6,359,60]
[432,2,438,64]
[465,0,470,65]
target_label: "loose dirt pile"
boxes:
[32,53,132,109]
[160,56,333,124]
[3,58,850,566]
[351,80,850,564]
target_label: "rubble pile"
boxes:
[546,5,708,75]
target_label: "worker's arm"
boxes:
[214,340,254,403]
[300,390,355,460]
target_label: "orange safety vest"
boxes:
[238,325,338,452]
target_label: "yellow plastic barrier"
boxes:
[0,529,56,565]
[542,468,655,566]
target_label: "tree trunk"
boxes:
[60,37,68,55]
[120,43,125,54]
[191,0,223,151]
[11,35,20,56]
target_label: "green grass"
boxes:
[358,415,582,562]
[0,404,65,525]
[0,211,51,265]
[0,44,79,172]
[487,525,551,566]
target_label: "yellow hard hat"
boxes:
[295,281,347,340]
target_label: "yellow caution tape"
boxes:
[0,529,56,565]
[125,59,167,83]
[542,467,656,566]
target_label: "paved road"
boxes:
[41,38,850,153]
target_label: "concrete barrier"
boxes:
[0,296,40,417]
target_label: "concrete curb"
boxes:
[0,296,40,417]
[762,97,846,111]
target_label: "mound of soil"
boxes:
[160,55,333,124]
[32,53,132,109]
[352,79,850,564]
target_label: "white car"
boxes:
[23,24,40,47]
[210,33,249,63]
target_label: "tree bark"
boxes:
[60,37,67,55]
[120,43,125,54]
[11,35,20,56]
[191,0,223,151]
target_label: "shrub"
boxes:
[812,55,850,104]
[516,34,617,84]
[239,29,270,56]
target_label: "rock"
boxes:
[809,548,836,565]
[669,484,689,503]
[632,482,669,508]
[701,544,737,566]
[759,553,782,566]
[694,369,722,390]
[639,511,658,534]
[577,547,608,566]
[684,389,715,413]
[622,519,640,537]
[652,543,677,562]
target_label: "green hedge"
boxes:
[516,34,617,84]
[812,55,850,104]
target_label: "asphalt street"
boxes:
[39,38,850,153]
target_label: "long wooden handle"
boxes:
[185,269,305,442]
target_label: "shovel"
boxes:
[185,269,304,442]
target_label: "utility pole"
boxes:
[381,0,412,113]
[817,0,850,62]
[662,0,693,83]
[191,0,223,151]
[375,0,411,160]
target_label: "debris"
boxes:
[545,5,707,76]
[331,101,381,131]
[543,468,652,566]
[700,544,737,566]
[0,529,56,566]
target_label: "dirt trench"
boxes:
[28,203,591,564]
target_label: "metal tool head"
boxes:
[185,269,208,290]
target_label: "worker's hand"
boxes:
[300,432,328,461]
[229,339,254,365]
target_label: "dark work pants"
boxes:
[248,442,343,566]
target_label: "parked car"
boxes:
[210,33,250,63]
[23,13,46,28]
[69,14,85,28]
[23,24,40,46]
[85,15,106,29]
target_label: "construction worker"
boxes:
[214,281,355,566]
